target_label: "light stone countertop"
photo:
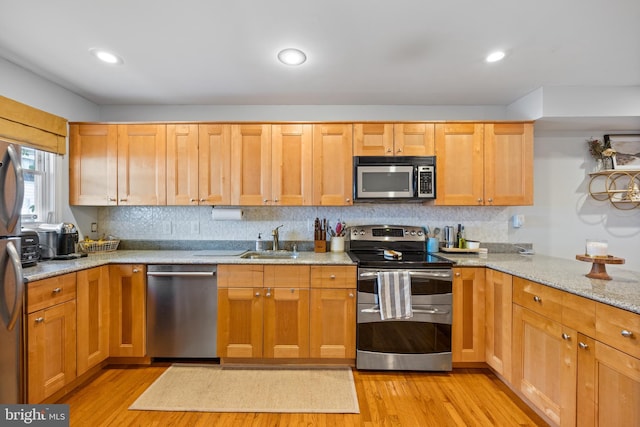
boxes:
[23,249,640,315]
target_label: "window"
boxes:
[21,147,55,224]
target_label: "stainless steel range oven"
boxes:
[348,225,454,371]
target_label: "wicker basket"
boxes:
[78,239,120,253]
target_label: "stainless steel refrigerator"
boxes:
[0,140,25,404]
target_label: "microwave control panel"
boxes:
[417,166,434,198]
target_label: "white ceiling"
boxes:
[1,0,639,107]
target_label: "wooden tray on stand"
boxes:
[576,254,625,280]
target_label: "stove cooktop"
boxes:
[348,250,454,268]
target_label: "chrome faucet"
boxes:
[272,225,283,251]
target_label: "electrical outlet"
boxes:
[190,221,200,234]
[162,221,172,235]
[512,214,525,228]
[91,222,97,232]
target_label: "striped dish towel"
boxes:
[377,271,413,320]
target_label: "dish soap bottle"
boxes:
[256,233,264,251]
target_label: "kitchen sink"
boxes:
[240,250,299,260]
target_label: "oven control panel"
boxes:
[348,225,425,242]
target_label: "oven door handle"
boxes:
[359,271,451,279]
[361,305,450,315]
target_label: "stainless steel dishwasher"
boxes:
[146,264,217,358]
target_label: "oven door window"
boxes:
[357,316,451,354]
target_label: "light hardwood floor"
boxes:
[59,364,548,426]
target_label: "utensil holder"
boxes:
[330,236,345,252]
[314,240,327,253]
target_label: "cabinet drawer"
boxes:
[218,265,263,287]
[264,265,310,288]
[27,273,77,313]
[310,265,356,288]
[596,302,640,357]
[562,292,596,337]
[513,277,563,323]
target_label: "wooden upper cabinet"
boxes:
[484,123,533,205]
[312,124,353,205]
[271,124,313,205]
[353,123,394,156]
[353,123,434,156]
[435,123,484,205]
[230,124,272,205]
[117,124,167,205]
[199,124,231,205]
[166,124,199,205]
[69,123,118,206]
[394,123,435,156]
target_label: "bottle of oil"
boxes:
[457,224,466,249]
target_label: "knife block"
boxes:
[314,240,327,253]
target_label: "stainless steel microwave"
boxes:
[354,156,436,202]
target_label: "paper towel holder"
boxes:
[211,207,244,221]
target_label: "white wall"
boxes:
[514,132,640,271]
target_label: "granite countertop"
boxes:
[445,253,640,315]
[23,249,640,315]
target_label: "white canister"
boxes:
[330,236,345,252]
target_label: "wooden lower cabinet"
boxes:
[217,264,356,361]
[76,266,110,375]
[577,334,640,427]
[26,273,77,403]
[512,304,577,426]
[309,265,357,359]
[109,264,146,357]
[485,268,513,381]
[452,267,485,363]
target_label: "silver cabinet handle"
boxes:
[533,296,542,303]
[349,293,354,298]
[621,330,634,338]
[579,342,589,349]
[561,333,571,341]
[455,272,461,277]
[345,198,350,203]
[274,198,279,203]
[52,287,62,294]
[132,268,139,273]
[200,198,206,202]
[386,148,392,153]
[487,198,493,203]
[119,198,127,202]
[255,292,261,297]
[190,198,196,202]
[108,197,117,202]
[147,271,215,277]
[35,317,44,323]
[477,198,483,203]
[266,288,271,297]
[330,274,336,279]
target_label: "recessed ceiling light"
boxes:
[89,48,124,65]
[277,48,307,66]
[485,51,506,63]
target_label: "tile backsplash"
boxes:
[98,204,511,244]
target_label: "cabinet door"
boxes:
[263,288,310,358]
[312,124,353,205]
[76,266,110,375]
[485,269,512,381]
[353,123,394,156]
[512,305,577,427]
[27,300,76,403]
[310,288,356,359]
[577,335,640,427]
[109,264,146,357]
[167,124,199,205]
[198,124,231,205]
[117,124,167,205]
[484,123,533,205]
[69,123,118,206]
[217,287,263,358]
[271,124,313,205]
[230,124,272,205]
[452,267,485,363]
[394,123,435,156]
[435,123,484,205]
